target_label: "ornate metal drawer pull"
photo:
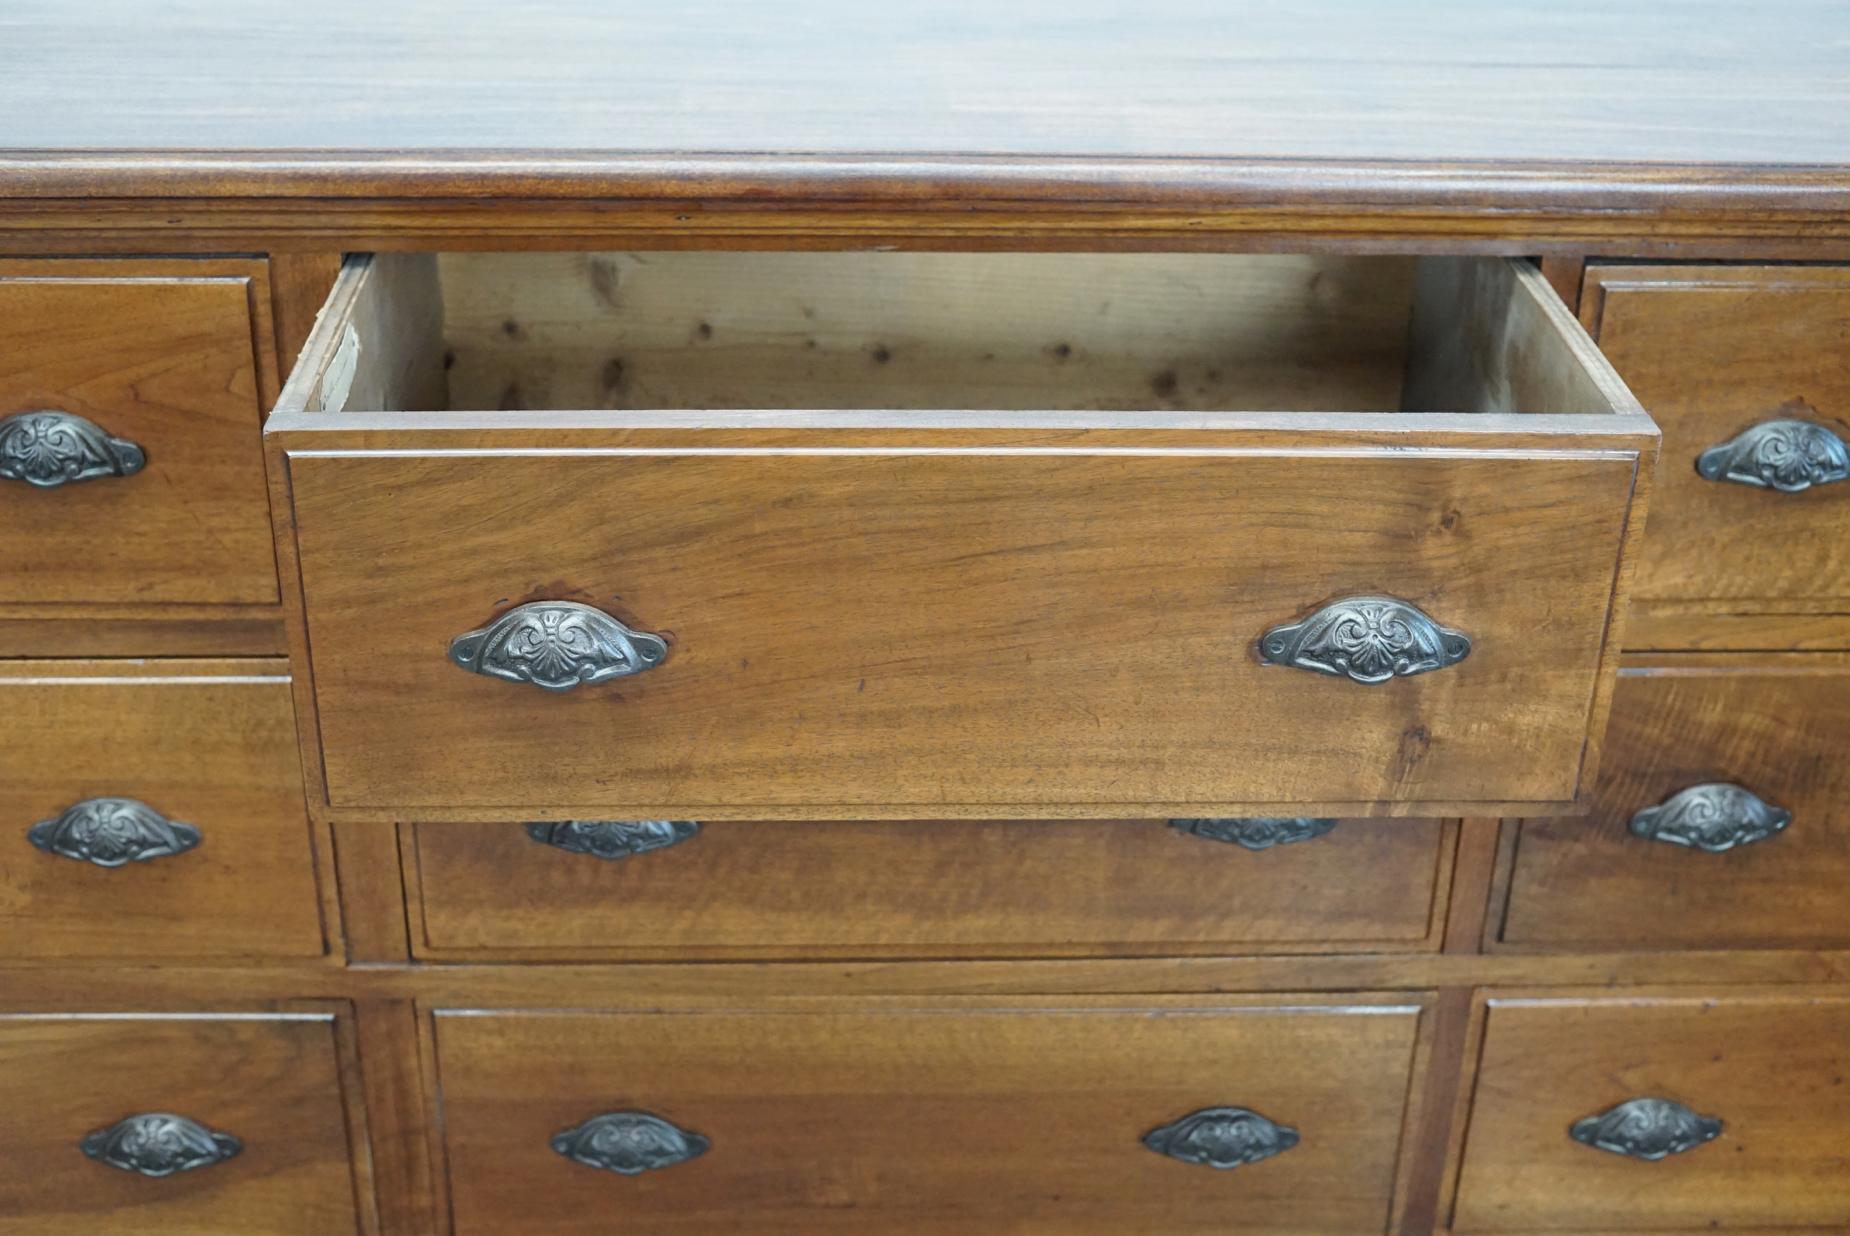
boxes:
[81,1112,242,1177]
[526,819,699,860]
[1259,595,1470,684]
[1170,817,1337,850]
[28,796,202,867]
[0,409,146,488]
[1143,1106,1299,1169]
[552,1111,709,1176]
[1570,1097,1722,1161]
[1697,418,1849,492]
[1629,782,1791,853]
[449,600,669,692]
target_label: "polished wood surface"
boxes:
[1583,265,1850,639]
[1,2,1845,167]
[273,253,1648,818]
[3,15,1849,1228]
[3,7,1849,255]
[10,947,1850,1008]
[0,660,327,962]
[1496,656,1850,952]
[269,253,346,375]
[432,997,1426,1234]
[0,259,279,607]
[1449,990,1850,1232]
[0,610,286,658]
[410,818,1455,960]
[286,447,1636,817]
[0,1009,369,1235]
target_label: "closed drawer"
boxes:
[1449,990,1850,1232]
[1582,265,1850,628]
[0,1009,367,1235]
[0,259,280,606]
[410,817,1455,960]
[433,997,1427,1234]
[0,660,326,961]
[269,251,1652,819]
[1494,655,1850,951]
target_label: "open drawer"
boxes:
[267,252,1655,820]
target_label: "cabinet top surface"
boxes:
[2,0,1848,186]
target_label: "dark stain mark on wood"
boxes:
[586,258,621,310]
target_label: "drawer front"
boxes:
[1496,656,1850,950]
[1451,991,1850,1232]
[1583,265,1850,613]
[285,447,1638,817]
[434,999,1425,1234]
[0,1011,366,1235]
[0,260,279,606]
[0,660,326,960]
[411,817,1454,959]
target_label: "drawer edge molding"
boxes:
[80,1112,243,1177]
[1257,595,1470,684]
[551,1110,711,1176]
[0,409,147,489]
[1696,417,1850,492]
[28,796,203,867]
[1627,782,1792,853]
[448,600,669,692]
[1169,817,1338,850]
[1141,1106,1300,1169]
[524,819,701,860]
[1568,1097,1723,1161]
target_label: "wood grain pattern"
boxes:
[1449,989,1850,1232]
[0,259,280,606]
[0,607,285,658]
[1496,655,1850,951]
[1,950,1848,1008]
[3,7,1849,253]
[0,16,1843,1232]
[269,252,346,375]
[0,1010,368,1235]
[352,1001,437,1236]
[1403,256,1634,420]
[287,447,1637,817]
[273,252,1649,818]
[331,822,411,964]
[409,818,1454,960]
[1622,601,1850,653]
[1583,265,1850,630]
[1394,986,1475,1233]
[11,189,1850,260]
[436,250,1418,414]
[432,997,1426,1234]
[0,1,1844,166]
[293,252,1644,422]
[1537,257,1584,314]
[1441,820,1502,954]
[0,659,327,962]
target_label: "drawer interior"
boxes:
[291,251,1636,420]
[270,249,1652,819]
